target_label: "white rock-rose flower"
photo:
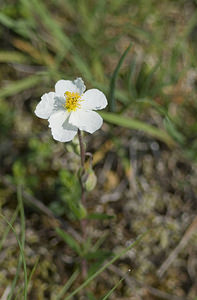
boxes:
[35,78,108,142]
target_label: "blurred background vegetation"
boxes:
[1,0,197,299]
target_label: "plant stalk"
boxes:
[77,129,88,278]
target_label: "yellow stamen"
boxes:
[64,91,83,112]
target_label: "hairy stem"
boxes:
[77,129,88,278]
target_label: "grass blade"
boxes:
[15,258,40,300]
[30,0,71,51]
[27,257,40,287]
[0,205,19,251]
[164,117,186,144]
[64,233,145,300]
[0,211,27,299]
[141,61,160,96]
[56,269,79,300]
[7,185,26,300]
[18,185,25,250]
[0,75,41,99]
[109,43,132,112]
[0,51,29,63]
[100,111,175,147]
[7,256,23,300]
[56,227,82,255]
[128,57,138,99]
[102,277,124,300]
[87,292,97,300]
[136,98,169,117]
[0,12,33,38]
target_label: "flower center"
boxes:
[64,91,83,112]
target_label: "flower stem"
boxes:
[77,129,88,278]
[78,129,85,168]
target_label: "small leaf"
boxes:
[78,203,87,219]
[87,213,115,220]
[87,292,97,300]
[84,250,112,260]
[55,227,82,255]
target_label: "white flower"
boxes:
[35,78,108,142]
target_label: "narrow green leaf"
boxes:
[0,213,28,300]
[164,117,186,144]
[8,257,23,300]
[0,205,19,251]
[0,12,34,38]
[30,0,71,51]
[56,269,79,300]
[128,57,138,99]
[92,233,108,252]
[72,54,92,82]
[27,257,40,287]
[0,75,41,99]
[87,213,115,220]
[141,61,160,96]
[27,0,91,79]
[109,43,132,112]
[0,51,29,63]
[100,111,175,147]
[55,227,82,255]
[64,233,146,300]
[0,12,14,28]
[84,250,112,260]
[18,185,25,250]
[136,98,168,117]
[8,184,26,300]
[102,277,124,300]
[87,292,97,300]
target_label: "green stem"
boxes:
[77,130,88,278]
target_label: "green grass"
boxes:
[1,0,197,299]
[64,234,145,300]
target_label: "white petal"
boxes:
[69,110,103,134]
[81,89,108,111]
[73,77,86,94]
[35,92,55,119]
[55,78,86,97]
[48,111,78,142]
[53,96,65,112]
[55,80,78,97]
